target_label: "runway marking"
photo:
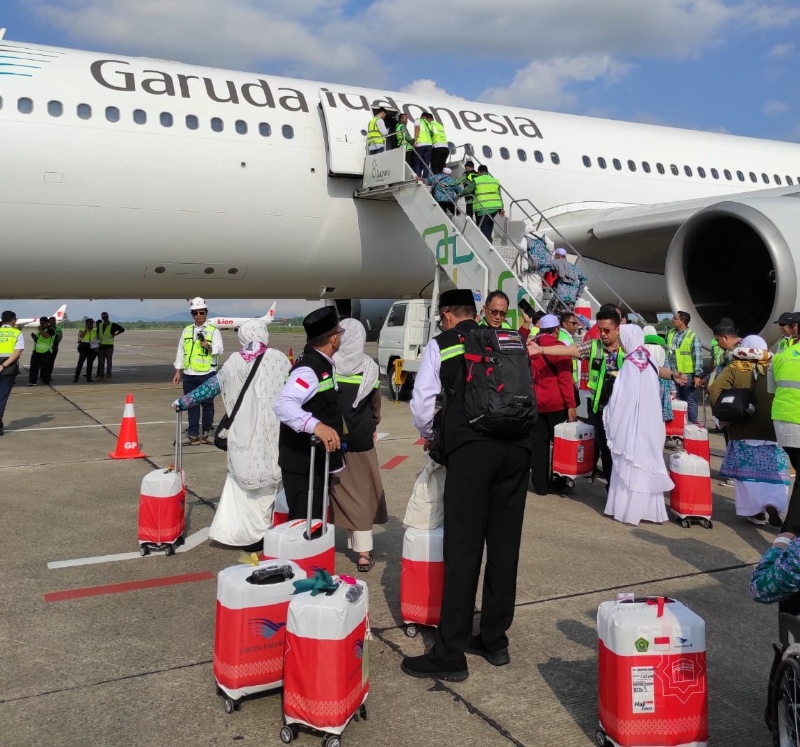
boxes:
[44,571,214,603]
[10,420,173,433]
[381,455,408,470]
[376,432,389,441]
[414,437,426,446]
[47,527,211,569]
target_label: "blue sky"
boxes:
[2,0,799,319]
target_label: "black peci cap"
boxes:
[439,289,476,308]
[303,306,339,339]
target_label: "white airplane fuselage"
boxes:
[2,39,800,320]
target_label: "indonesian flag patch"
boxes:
[294,377,310,391]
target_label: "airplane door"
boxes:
[318,92,367,176]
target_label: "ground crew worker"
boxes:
[770,343,800,534]
[366,107,388,154]
[403,288,532,682]
[479,290,513,329]
[466,165,504,242]
[74,318,99,382]
[415,112,434,178]
[274,306,345,520]
[96,311,125,380]
[667,311,703,423]
[48,315,63,375]
[0,310,24,435]
[172,297,223,444]
[396,113,417,176]
[429,116,449,175]
[559,311,582,403]
[459,160,477,219]
[29,317,55,386]
[774,312,799,354]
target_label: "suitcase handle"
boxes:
[307,435,331,539]
[247,564,295,585]
[174,409,182,473]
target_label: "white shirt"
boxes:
[173,323,224,374]
[273,350,337,434]
[410,339,442,440]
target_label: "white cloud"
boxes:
[768,42,794,58]
[764,99,790,115]
[745,2,800,28]
[400,79,465,100]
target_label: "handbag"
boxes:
[711,368,757,423]
[213,353,265,451]
[0,358,18,377]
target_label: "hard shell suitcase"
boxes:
[597,596,707,747]
[665,399,688,443]
[281,577,369,744]
[669,452,713,529]
[137,411,185,555]
[400,527,444,637]
[213,559,305,713]
[262,437,335,576]
[683,424,710,463]
[552,421,596,485]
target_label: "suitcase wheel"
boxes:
[595,729,608,746]
[566,478,575,489]
[139,545,150,557]
[279,725,298,743]
[322,736,341,747]
[165,544,175,557]
[359,704,367,721]
[223,696,240,714]
[680,518,691,529]
[701,518,713,529]
[404,624,418,638]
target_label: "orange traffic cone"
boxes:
[109,394,146,459]
[288,347,294,365]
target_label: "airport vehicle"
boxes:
[377,299,431,399]
[208,301,276,331]
[2,34,800,344]
[15,304,67,328]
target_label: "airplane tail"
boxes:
[53,304,67,322]
[261,302,277,323]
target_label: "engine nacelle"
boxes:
[666,196,800,345]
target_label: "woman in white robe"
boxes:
[603,324,673,525]
[174,319,291,546]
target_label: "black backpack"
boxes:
[711,368,757,423]
[460,326,536,438]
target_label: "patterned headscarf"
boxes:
[237,319,269,362]
[732,334,771,363]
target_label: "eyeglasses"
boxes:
[563,319,578,326]
[191,310,206,316]
[486,308,508,318]
[597,326,616,334]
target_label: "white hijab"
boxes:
[642,324,665,367]
[603,325,673,491]
[333,318,380,407]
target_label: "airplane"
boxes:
[15,304,68,328]
[208,302,276,331]
[1,35,799,345]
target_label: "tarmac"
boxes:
[0,329,782,746]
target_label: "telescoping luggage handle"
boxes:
[173,409,183,474]
[307,435,331,540]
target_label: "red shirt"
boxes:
[525,331,576,413]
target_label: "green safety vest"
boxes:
[710,338,724,368]
[0,326,21,356]
[587,339,625,413]
[479,317,512,329]
[667,329,697,375]
[472,174,503,215]
[558,328,579,385]
[98,322,115,345]
[416,118,433,146]
[772,346,800,424]
[430,120,447,145]
[396,124,413,151]
[778,337,797,353]
[367,116,385,146]
[33,330,55,354]
[182,324,218,372]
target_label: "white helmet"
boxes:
[189,297,208,311]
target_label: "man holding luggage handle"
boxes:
[274,306,345,521]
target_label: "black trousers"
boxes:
[432,440,530,666]
[530,410,568,494]
[589,407,613,484]
[282,467,330,521]
[782,447,800,534]
[430,147,449,175]
[436,200,457,216]
[30,352,54,384]
[96,345,114,377]
[74,347,96,380]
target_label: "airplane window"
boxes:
[749,172,757,183]
[211,117,224,132]
[670,164,679,176]
[656,163,665,174]
[736,170,744,181]
[518,149,527,162]
[534,150,544,163]
[106,106,120,123]
[775,174,782,185]
[77,103,92,120]
[47,101,63,117]
[582,155,591,167]
[259,122,271,137]
[684,165,692,177]
[17,97,33,114]
[627,160,636,172]
[500,147,510,160]
[133,109,147,125]
[464,143,474,156]
[788,176,794,185]
[551,152,560,165]
[710,168,719,179]
[0,96,3,110]
[160,112,173,128]
[282,124,294,139]
[612,158,621,170]
[697,167,706,178]
[723,169,731,180]
[642,161,651,173]
[186,114,199,130]
[597,157,607,169]
[762,173,769,184]
[235,119,248,135]
[483,145,492,158]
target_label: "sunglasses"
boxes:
[486,309,508,318]
[597,326,616,334]
[191,310,207,316]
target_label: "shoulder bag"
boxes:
[214,353,265,451]
[711,367,757,423]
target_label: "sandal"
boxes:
[356,553,375,573]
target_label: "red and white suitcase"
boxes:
[400,527,444,637]
[665,400,688,442]
[683,424,710,463]
[262,438,335,576]
[552,421,596,485]
[272,489,289,528]
[281,578,369,743]
[669,452,713,529]
[137,411,185,556]
[214,559,305,712]
[597,596,707,747]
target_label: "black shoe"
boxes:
[467,635,510,666]
[766,506,783,527]
[401,653,468,682]
[0,423,4,436]
[73,378,79,383]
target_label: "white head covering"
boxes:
[603,324,673,497]
[333,318,380,407]
[732,334,771,364]
[236,319,269,360]
[642,324,665,367]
